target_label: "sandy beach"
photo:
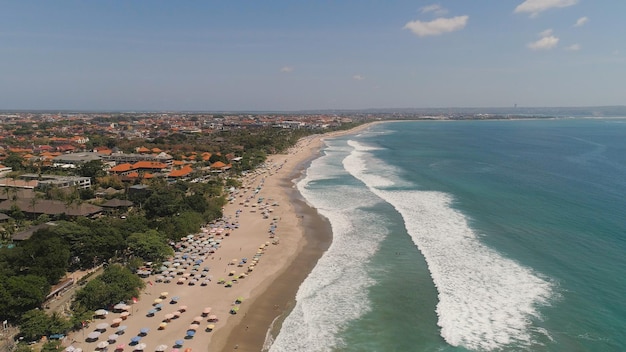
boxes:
[65,122,378,352]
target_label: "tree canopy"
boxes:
[74,264,144,311]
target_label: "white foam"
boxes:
[269,142,390,352]
[343,140,554,351]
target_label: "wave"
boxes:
[344,140,555,351]
[269,141,390,352]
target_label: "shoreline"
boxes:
[63,122,380,352]
[217,122,381,351]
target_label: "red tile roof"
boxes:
[110,163,133,172]
[132,161,168,170]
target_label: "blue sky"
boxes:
[1,0,624,111]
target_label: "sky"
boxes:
[1,0,625,111]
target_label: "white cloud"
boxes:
[420,4,448,15]
[352,74,365,81]
[404,15,469,37]
[280,66,294,73]
[565,43,581,51]
[574,16,588,27]
[514,0,578,17]
[528,35,559,50]
[539,29,553,37]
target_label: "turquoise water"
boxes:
[269,119,626,352]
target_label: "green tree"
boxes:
[48,312,71,335]
[126,230,173,263]
[14,343,34,352]
[68,303,93,330]
[1,275,50,320]
[74,265,144,311]
[3,153,24,171]
[19,309,49,341]
[41,341,63,352]
[19,232,70,285]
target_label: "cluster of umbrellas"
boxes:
[80,218,252,350]
[153,220,243,286]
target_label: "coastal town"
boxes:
[0,111,374,352]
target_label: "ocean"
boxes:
[268,119,626,352]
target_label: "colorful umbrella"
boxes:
[97,341,109,349]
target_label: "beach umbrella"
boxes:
[170,349,179,352]
[155,345,167,352]
[112,318,123,325]
[160,292,169,298]
[114,303,127,311]
[192,316,202,323]
[202,307,212,315]
[178,305,187,312]
[134,343,146,351]
[184,349,191,352]
[225,281,233,287]
[229,307,239,314]
[187,324,199,331]
[172,311,181,318]
[154,303,163,310]
[87,331,101,340]
[130,336,142,343]
[116,344,125,351]
[140,327,150,335]
[97,341,109,349]
[163,261,172,266]
[120,312,130,318]
[163,313,174,321]
[171,296,180,302]
[206,324,215,331]
[158,323,167,330]
[147,309,157,316]
[200,280,208,286]
[117,326,127,334]
[95,309,108,316]
[185,330,195,337]
[65,346,75,352]
[153,299,162,304]
[207,315,217,322]
[174,340,184,347]
[235,297,244,304]
[108,334,119,341]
